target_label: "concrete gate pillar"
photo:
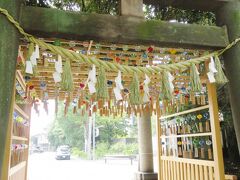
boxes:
[135,106,158,180]
[216,0,240,155]
[0,0,22,179]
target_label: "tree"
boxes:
[48,103,87,149]
[25,0,215,25]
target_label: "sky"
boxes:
[30,100,55,136]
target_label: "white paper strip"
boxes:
[25,61,33,74]
[209,57,217,73]
[115,71,124,90]
[35,45,40,59]
[113,87,123,101]
[55,55,63,73]
[53,72,62,83]
[207,71,216,83]
[168,72,175,93]
[88,81,96,94]
[143,74,150,103]
[30,51,37,66]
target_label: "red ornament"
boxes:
[174,90,179,94]
[140,85,144,90]
[69,47,75,51]
[115,57,121,63]
[147,46,154,53]
[80,83,85,89]
[17,56,22,63]
[29,85,34,90]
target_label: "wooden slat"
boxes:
[209,166,214,180]
[160,156,215,167]
[168,160,171,180]
[191,164,195,180]
[204,165,209,180]
[176,162,180,180]
[14,104,29,119]
[180,162,183,180]
[160,105,209,120]
[173,161,177,180]
[199,165,204,180]
[187,163,191,180]
[195,164,200,180]
[183,162,187,180]
[225,174,238,180]
[11,136,28,141]
[161,132,212,139]
[9,161,26,176]
[165,160,169,180]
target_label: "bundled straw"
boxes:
[190,64,202,92]
[214,55,228,84]
[27,43,34,60]
[129,73,140,105]
[96,66,109,100]
[160,70,173,100]
[61,60,74,91]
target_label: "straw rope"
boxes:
[1,7,240,76]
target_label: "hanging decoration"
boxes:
[129,73,140,105]
[113,71,124,101]
[207,57,217,83]
[143,74,151,103]
[190,64,202,92]
[61,60,74,91]
[214,55,228,84]
[96,66,109,100]
[87,65,97,94]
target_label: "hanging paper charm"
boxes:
[114,71,124,101]
[87,65,97,94]
[207,57,217,83]
[143,74,150,103]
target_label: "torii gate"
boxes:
[0,0,239,180]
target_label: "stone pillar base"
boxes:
[135,172,158,180]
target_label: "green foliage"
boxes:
[26,0,215,25]
[95,114,128,145]
[95,142,110,159]
[72,147,88,159]
[144,5,216,25]
[48,103,87,149]
[95,142,138,159]
[110,142,138,155]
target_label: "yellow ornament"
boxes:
[197,114,203,120]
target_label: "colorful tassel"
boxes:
[129,73,141,105]
[61,60,74,91]
[190,64,202,92]
[214,55,228,84]
[96,66,109,100]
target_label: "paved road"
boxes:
[28,152,138,180]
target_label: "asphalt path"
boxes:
[28,152,138,180]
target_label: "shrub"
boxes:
[72,147,88,159]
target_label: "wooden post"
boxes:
[207,83,225,180]
[156,110,162,180]
[0,0,22,179]
[216,0,240,155]
[23,104,32,180]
